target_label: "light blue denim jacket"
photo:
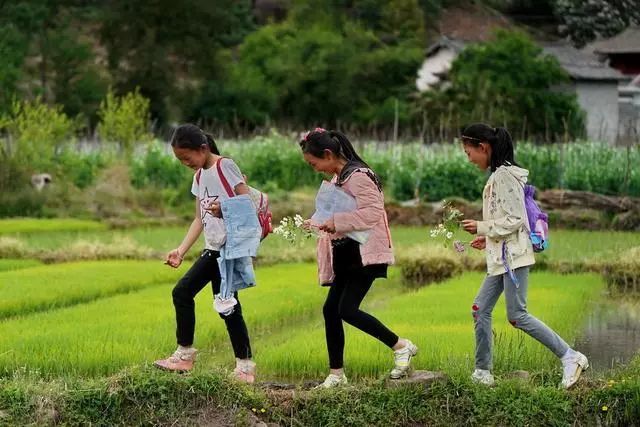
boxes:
[217,195,261,301]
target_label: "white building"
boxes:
[417,37,626,144]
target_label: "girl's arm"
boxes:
[476,173,526,238]
[332,173,384,233]
[166,199,203,268]
[178,199,204,255]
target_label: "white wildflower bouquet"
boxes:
[273,214,316,245]
[429,201,467,252]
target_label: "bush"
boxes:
[129,144,191,190]
[55,151,109,189]
[39,236,156,263]
[602,247,640,294]
[0,237,30,259]
[0,98,78,170]
[97,89,153,157]
[416,29,586,141]
[127,139,640,207]
[397,245,463,287]
[89,164,138,219]
[0,190,46,218]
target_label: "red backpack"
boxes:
[196,158,273,240]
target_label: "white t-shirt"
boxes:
[191,158,245,250]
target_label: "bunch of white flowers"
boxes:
[273,214,315,244]
[429,223,454,240]
[429,201,464,250]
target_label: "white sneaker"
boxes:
[560,350,589,389]
[471,369,495,386]
[390,339,418,379]
[316,373,348,389]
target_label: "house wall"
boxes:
[619,88,640,143]
[416,49,456,91]
[575,81,620,144]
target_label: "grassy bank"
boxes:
[1,362,638,426]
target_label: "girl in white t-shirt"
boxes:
[154,124,256,382]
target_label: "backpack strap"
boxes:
[215,158,235,198]
[195,168,202,186]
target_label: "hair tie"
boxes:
[303,127,327,141]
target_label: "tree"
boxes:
[553,0,640,47]
[195,0,425,129]
[416,30,585,141]
[0,0,108,123]
[100,0,255,124]
[97,89,153,158]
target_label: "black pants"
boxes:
[172,249,252,359]
[323,239,398,369]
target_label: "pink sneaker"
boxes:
[233,359,256,383]
[154,348,197,372]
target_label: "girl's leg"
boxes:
[172,250,219,346]
[210,267,253,360]
[503,267,570,358]
[215,294,252,359]
[337,274,398,348]
[323,280,347,369]
[472,274,504,370]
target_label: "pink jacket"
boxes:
[317,169,394,285]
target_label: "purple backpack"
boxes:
[523,185,548,252]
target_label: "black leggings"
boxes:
[323,269,399,369]
[172,249,252,359]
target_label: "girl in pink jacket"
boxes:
[300,128,417,388]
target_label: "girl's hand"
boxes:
[319,218,336,233]
[204,201,222,218]
[461,219,478,234]
[470,236,486,250]
[302,219,314,231]
[165,248,183,268]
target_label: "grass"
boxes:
[3,225,640,267]
[0,260,182,319]
[0,263,325,377]
[0,218,105,234]
[253,272,604,383]
[0,259,42,272]
[2,356,639,426]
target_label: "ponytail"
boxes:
[328,130,369,168]
[204,133,220,155]
[170,123,221,155]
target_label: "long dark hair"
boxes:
[170,124,220,155]
[461,123,518,172]
[299,128,382,190]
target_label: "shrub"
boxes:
[396,245,462,287]
[56,151,109,189]
[602,247,640,294]
[89,164,138,219]
[97,89,153,157]
[0,98,78,169]
[0,237,30,259]
[0,190,46,218]
[129,144,191,189]
[416,29,586,141]
[39,236,156,263]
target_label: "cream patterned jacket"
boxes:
[476,165,535,276]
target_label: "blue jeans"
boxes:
[472,267,570,370]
